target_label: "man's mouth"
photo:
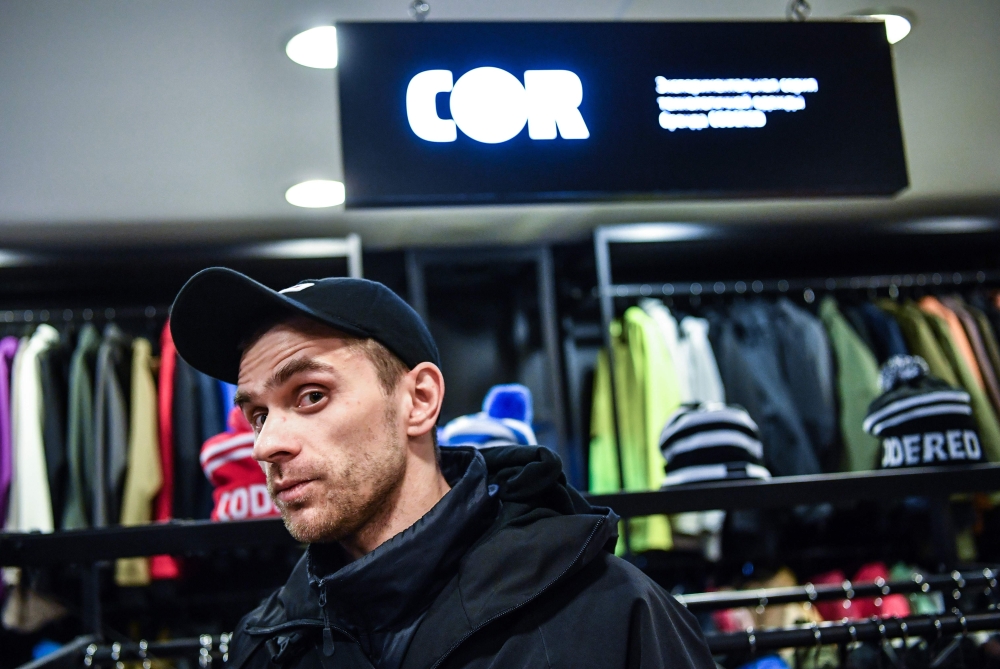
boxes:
[271,478,314,504]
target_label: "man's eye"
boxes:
[253,413,267,429]
[305,391,324,405]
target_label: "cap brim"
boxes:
[169,267,366,384]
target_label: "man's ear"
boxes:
[404,362,445,439]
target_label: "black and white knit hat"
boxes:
[659,403,772,487]
[863,355,982,469]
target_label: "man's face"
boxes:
[235,320,407,544]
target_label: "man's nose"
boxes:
[252,413,300,464]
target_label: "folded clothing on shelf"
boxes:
[659,402,772,486]
[864,355,983,469]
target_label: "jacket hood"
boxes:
[235,446,618,667]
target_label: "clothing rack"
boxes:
[0,305,169,325]
[604,270,999,301]
[704,611,1000,654]
[592,222,1000,496]
[26,613,1000,667]
[675,568,999,613]
[17,634,232,669]
[84,634,232,665]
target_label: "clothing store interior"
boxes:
[2,0,1000,667]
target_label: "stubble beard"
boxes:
[268,403,407,544]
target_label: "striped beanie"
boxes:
[439,383,537,448]
[659,402,771,486]
[864,355,982,469]
[200,408,279,521]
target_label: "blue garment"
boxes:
[737,654,790,669]
[860,302,909,363]
[219,381,237,417]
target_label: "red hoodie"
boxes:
[200,407,279,521]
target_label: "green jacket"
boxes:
[62,324,101,530]
[818,298,882,471]
[878,300,960,386]
[590,307,680,553]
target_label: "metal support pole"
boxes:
[593,228,631,553]
[536,247,570,476]
[81,563,102,638]
[404,250,428,320]
[345,233,364,278]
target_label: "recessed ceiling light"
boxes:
[235,238,356,259]
[285,180,346,208]
[868,13,912,44]
[286,26,338,69]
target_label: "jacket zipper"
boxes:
[237,591,362,669]
[318,582,336,656]
[427,516,606,669]
[244,620,323,636]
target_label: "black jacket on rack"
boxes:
[227,446,713,669]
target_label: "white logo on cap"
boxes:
[279,282,315,294]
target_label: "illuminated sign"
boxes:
[337,22,907,207]
[654,77,818,131]
[406,68,590,143]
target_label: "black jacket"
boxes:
[228,446,715,669]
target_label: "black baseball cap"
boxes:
[169,267,440,384]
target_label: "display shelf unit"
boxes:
[404,246,570,477]
[4,462,999,567]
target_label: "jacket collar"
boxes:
[399,446,619,669]
[307,447,499,634]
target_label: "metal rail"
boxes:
[677,568,998,613]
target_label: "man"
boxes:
[170,267,715,669]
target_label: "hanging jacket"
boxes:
[639,299,691,402]
[228,446,714,669]
[919,297,985,389]
[771,299,838,470]
[968,304,1000,396]
[678,316,726,404]
[62,324,101,529]
[589,307,677,553]
[151,322,181,579]
[917,303,1000,461]
[859,302,909,363]
[6,324,61,533]
[173,356,213,519]
[115,338,163,586]
[818,298,882,472]
[93,324,131,527]
[943,296,1000,417]
[707,302,820,476]
[879,300,960,387]
[0,336,18,527]
[38,331,70,529]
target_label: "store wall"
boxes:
[0,0,998,248]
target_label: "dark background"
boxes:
[338,21,908,207]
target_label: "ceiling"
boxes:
[0,0,998,250]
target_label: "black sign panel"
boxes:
[337,22,908,208]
